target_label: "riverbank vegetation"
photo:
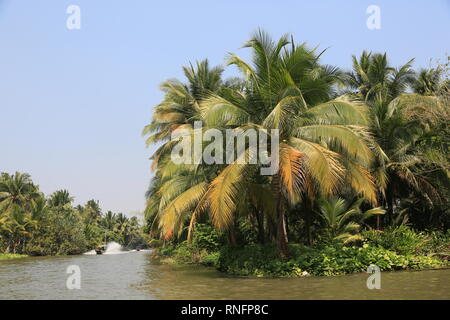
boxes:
[0,172,147,256]
[152,224,449,277]
[143,30,450,276]
[0,253,28,261]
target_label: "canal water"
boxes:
[0,250,449,299]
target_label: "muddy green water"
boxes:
[0,250,449,300]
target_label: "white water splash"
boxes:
[83,242,149,255]
[103,241,125,255]
[83,242,126,255]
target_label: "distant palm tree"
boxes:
[0,172,41,214]
[102,211,117,229]
[113,213,137,245]
[345,51,415,101]
[412,68,445,95]
[49,189,74,207]
[369,93,448,225]
[347,52,449,227]
[83,200,102,222]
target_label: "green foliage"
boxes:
[317,197,385,244]
[363,226,450,255]
[155,225,223,266]
[191,223,223,252]
[143,30,449,264]
[148,239,163,248]
[0,253,28,260]
[0,172,147,256]
[157,241,220,267]
[217,242,446,277]
[25,206,88,256]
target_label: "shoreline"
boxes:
[151,242,450,278]
[153,254,450,278]
[155,254,450,276]
[0,254,28,261]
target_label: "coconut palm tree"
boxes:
[347,52,449,227]
[150,30,379,258]
[142,59,224,171]
[412,68,445,95]
[101,211,117,229]
[83,200,102,222]
[143,60,229,241]
[345,51,416,102]
[49,189,74,207]
[0,172,41,214]
[3,203,46,254]
[369,93,448,225]
[317,197,384,243]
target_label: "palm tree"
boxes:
[317,197,385,243]
[150,30,379,258]
[2,201,47,253]
[102,211,117,229]
[0,173,46,253]
[142,59,224,171]
[49,189,74,207]
[0,215,12,235]
[0,172,41,214]
[412,68,445,95]
[83,200,102,222]
[143,60,228,241]
[113,213,132,245]
[345,51,415,102]
[347,52,449,227]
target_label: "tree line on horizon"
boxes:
[0,172,147,255]
[143,30,449,259]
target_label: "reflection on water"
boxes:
[0,251,449,300]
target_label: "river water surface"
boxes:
[0,250,449,299]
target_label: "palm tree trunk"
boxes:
[386,186,394,227]
[305,199,313,245]
[254,210,265,244]
[276,194,289,260]
[227,227,237,247]
[227,219,237,247]
[376,194,384,230]
[187,212,197,244]
[267,216,277,242]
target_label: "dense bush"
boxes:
[217,243,446,277]
[25,206,88,256]
[157,241,220,267]
[154,226,449,277]
[191,223,224,252]
[362,226,450,255]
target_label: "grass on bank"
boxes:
[0,254,28,261]
[151,225,450,277]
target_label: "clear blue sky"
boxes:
[1,0,449,216]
